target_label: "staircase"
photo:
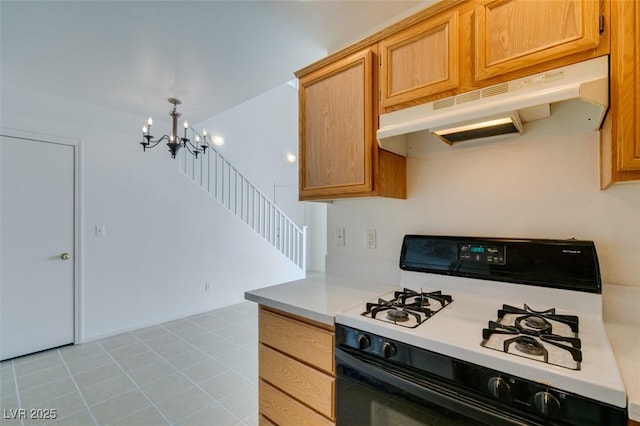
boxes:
[178,140,306,271]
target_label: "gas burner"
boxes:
[395,288,453,308]
[481,304,582,370]
[512,336,547,357]
[412,296,430,306]
[387,309,409,322]
[361,289,453,328]
[516,315,552,335]
[524,316,549,330]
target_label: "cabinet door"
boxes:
[299,49,374,199]
[474,0,601,80]
[379,9,459,110]
[601,0,640,187]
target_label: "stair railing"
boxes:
[178,135,306,271]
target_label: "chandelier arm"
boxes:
[184,139,202,152]
[140,134,170,151]
[149,135,170,148]
[182,140,201,158]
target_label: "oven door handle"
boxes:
[336,347,531,426]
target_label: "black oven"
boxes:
[336,340,528,426]
[335,324,627,426]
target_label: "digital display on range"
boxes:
[459,243,506,265]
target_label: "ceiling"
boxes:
[1,1,431,126]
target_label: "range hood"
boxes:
[377,56,609,156]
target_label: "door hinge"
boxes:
[599,15,605,34]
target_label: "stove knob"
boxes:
[487,377,510,400]
[534,391,561,417]
[382,342,397,359]
[357,334,371,350]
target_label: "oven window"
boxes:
[337,363,491,426]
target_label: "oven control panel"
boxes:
[459,243,506,265]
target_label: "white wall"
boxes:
[196,82,327,271]
[196,83,299,214]
[327,103,640,288]
[1,88,305,341]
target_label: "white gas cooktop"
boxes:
[335,270,627,408]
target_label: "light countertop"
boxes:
[606,323,640,421]
[603,283,640,422]
[244,272,396,326]
[246,274,640,422]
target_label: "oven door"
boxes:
[336,347,533,426]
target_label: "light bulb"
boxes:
[142,125,148,134]
[286,153,297,163]
[184,121,189,129]
[147,117,153,126]
[202,129,207,137]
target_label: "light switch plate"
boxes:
[335,228,345,247]
[366,229,376,249]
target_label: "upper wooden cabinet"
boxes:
[297,47,406,201]
[600,0,640,187]
[474,0,603,80]
[296,0,637,193]
[379,9,459,110]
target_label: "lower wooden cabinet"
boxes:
[259,380,334,426]
[260,414,278,426]
[259,307,334,374]
[258,306,336,425]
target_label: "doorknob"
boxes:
[60,253,70,260]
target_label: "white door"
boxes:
[0,136,75,360]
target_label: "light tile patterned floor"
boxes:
[0,302,258,426]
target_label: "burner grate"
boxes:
[481,304,582,370]
[361,288,452,328]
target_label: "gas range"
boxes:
[335,235,627,425]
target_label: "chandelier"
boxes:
[140,98,208,159]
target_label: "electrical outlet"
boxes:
[366,229,376,249]
[335,228,345,247]
[204,282,211,291]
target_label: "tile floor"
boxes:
[0,302,258,426]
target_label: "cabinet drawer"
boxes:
[260,380,335,426]
[259,308,334,374]
[259,415,277,426]
[259,344,335,419]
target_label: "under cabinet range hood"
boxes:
[377,56,609,156]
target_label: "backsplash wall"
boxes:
[327,106,640,287]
